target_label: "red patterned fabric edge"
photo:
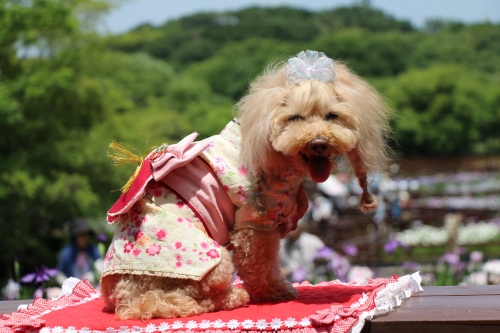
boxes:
[308,277,399,333]
[1,273,423,333]
[0,280,99,333]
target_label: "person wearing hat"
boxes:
[57,218,101,283]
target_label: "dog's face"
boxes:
[269,80,359,182]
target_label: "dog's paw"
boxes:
[251,282,298,303]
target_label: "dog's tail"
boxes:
[101,274,203,320]
[114,289,203,320]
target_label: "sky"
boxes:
[102,0,500,34]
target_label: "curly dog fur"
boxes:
[100,53,391,320]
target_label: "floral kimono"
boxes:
[102,120,308,281]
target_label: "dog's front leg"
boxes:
[230,227,298,302]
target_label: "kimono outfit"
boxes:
[102,120,308,281]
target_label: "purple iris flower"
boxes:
[384,239,409,254]
[401,261,419,271]
[328,253,351,282]
[313,246,335,262]
[20,266,58,285]
[438,253,460,267]
[342,244,358,257]
[97,232,108,243]
[291,267,309,283]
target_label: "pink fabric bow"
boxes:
[151,133,210,181]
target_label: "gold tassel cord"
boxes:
[107,141,158,193]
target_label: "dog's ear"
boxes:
[346,149,378,213]
[335,64,391,213]
[236,66,288,216]
[236,66,288,174]
[334,63,391,172]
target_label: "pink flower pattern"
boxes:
[146,244,162,256]
[238,165,248,176]
[206,249,220,259]
[123,241,133,253]
[156,229,167,240]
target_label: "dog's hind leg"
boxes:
[230,227,297,302]
[195,246,250,312]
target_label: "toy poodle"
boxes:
[100,50,391,320]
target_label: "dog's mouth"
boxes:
[300,152,338,183]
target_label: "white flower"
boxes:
[483,259,500,275]
[212,319,225,328]
[131,326,141,333]
[270,319,282,330]
[40,328,51,333]
[80,328,91,333]
[185,320,198,329]
[347,267,374,285]
[256,319,267,330]
[171,321,183,329]
[52,327,64,333]
[461,271,488,286]
[118,326,129,333]
[158,322,170,332]
[299,318,311,327]
[105,328,115,333]
[2,279,20,300]
[199,320,212,329]
[284,317,297,328]
[227,319,239,329]
[241,319,254,329]
[145,324,156,333]
[66,327,78,333]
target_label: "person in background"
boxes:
[444,209,463,253]
[57,218,101,284]
[279,218,325,282]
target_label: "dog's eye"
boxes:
[325,113,338,121]
[288,115,304,122]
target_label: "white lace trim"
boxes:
[348,272,423,333]
[18,278,102,319]
[38,317,313,333]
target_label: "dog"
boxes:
[100,50,391,320]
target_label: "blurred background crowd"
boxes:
[2,0,500,299]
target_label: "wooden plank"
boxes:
[0,299,32,315]
[366,321,500,333]
[366,286,500,332]
[413,285,500,297]
[374,295,500,321]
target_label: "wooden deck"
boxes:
[2,286,500,332]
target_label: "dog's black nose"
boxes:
[309,138,328,154]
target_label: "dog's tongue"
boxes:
[308,156,332,183]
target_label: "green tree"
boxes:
[0,0,136,286]
[383,66,500,156]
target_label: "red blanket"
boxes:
[1,274,422,333]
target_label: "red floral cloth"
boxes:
[0,274,422,333]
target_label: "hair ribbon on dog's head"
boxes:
[286,50,336,84]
